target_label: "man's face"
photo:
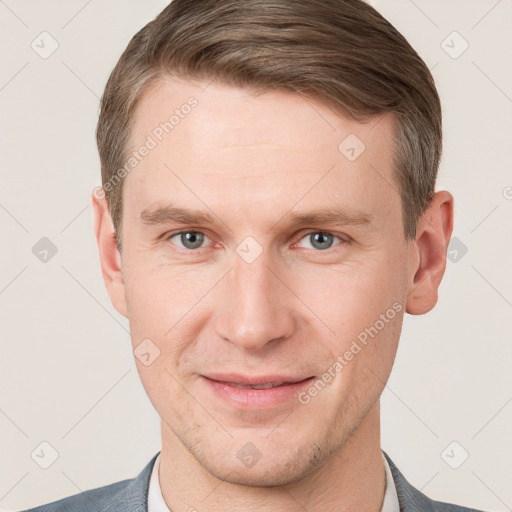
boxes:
[117,76,412,485]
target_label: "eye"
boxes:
[295,231,346,251]
[168,231,209,250]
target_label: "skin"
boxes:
[92,75,453,512]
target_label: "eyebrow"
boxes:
[140,205,372,230]
[141,206,215,226]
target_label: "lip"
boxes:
[201,373,315,410]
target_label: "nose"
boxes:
[213,250,297,351]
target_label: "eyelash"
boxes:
[165,229,349,253]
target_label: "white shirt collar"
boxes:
[148,451,400,512]
[381,452,400,512]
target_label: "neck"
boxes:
[158,401,385,512]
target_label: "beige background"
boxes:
[1,0,511,510]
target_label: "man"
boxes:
[21,0,486,511]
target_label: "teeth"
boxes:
[250,382,283,389]
[228,382,285,389]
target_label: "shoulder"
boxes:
[17,452,159,512]
[383,451,489,512]
[19,479,131,512]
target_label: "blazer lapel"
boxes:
[110,451,160,512]
[383,451,439,512]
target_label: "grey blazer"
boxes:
[19,451,486,512]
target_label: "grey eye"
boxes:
[305,232,335,250]
[309,232,333,250]
[171,231,206,250]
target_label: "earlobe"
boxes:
[91,189,129,318]
[405,190,454,315]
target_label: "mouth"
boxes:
[201,373,315,410]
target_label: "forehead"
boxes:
[132,75,394,152]
[124,75,399,230]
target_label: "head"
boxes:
[93,0,453,486]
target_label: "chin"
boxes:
[194,436,337,488]
[204,458,313,487]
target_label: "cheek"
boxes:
[123,259,221,387]
[290,254,406,392]
[294,255,404,329]
[124,260,199,332]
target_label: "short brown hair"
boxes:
[96,0,442,250]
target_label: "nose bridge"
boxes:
[214,247,296,350]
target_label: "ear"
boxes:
[91,188,128,318]
[406,190,454,315]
